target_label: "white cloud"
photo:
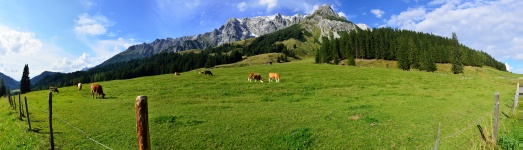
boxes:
[337,12,346,18]
[505,63,513,72]
[237,2,247,12]
[74,13,112,35]
[51,53,92,72]
[385,0,523,73]
[0,26,42,55]
[371,9,385,18]
[0,25,71,79]
[259,0,278,12]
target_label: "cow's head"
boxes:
[102,93,106,99]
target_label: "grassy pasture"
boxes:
[0,58,519,149]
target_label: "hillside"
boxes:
[30,71,61,85]
[0,72,19,90]
[0,58,518,149]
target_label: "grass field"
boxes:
[0,58,519,149]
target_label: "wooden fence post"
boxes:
[7,93,12,109]
[493,92,499,144]
[48,92,55,150]
[513,83,519,116]
[25,97,31,130]
[13,95,16,111]
[18,93,23,120]
[434,122,441,150]
[135,96,150,150]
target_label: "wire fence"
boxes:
[34,108,113,150]
[432,92,518,149]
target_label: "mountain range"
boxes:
[98,4,358,67]
[23,4,364,87]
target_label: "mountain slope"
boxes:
[0,72,19,90]
[31,71,62,85]
[99,13,306,67]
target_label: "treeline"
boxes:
[33,50,243,90]
[315,27,506,72]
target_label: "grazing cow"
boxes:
[199,70,213,76]
[268,72,280,82]
[248,73,263,82]
[77,83,82,91]
[91,83,105,99]
[174,72,181,76]
[49,86,59,94]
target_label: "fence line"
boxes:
[434,96,515,149]
[35,108,113,150]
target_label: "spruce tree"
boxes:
[451,32,464,74]
[0,78,5,97]
[20,64,31,94]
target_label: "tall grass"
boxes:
[0,58,518,149]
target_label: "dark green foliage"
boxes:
[0,78,6,97]
[498,135,518,150]
[243,24,310,56]
[451,32,464,74]
[316,28,506,72]
[20,64,31,94]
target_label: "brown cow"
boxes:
[268,72,280,82]
[77,83,82,91]
[248,73,263,83]
[174,72,181,76]
[49,86,59,94]
[91,83,105,99]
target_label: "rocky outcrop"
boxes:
[301,4,360,39]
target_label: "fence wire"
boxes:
[434,98,515,149]
[37,109,113,150]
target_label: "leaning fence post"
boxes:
[493,92,499,144]
[48,92,55,150]
[18,93,23,120]
[136,96,150,150]
[434,122,441,150]
[13,95,16,111]
[25,97,31,130]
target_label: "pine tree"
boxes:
[20,64,31,94]
[397,37,410,70]
[0,78,6,97]
[451,32,464,74]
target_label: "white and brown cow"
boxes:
[77,83,82,91]
[248,73,263,82]
[91,83,105,99]
[268,72,280,82]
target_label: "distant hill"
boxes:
[0,72,19,90]
[31,71,62,85]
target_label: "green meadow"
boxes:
[0,58,519,149]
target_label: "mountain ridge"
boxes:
[0,72,19,90]
[98,11,310,67]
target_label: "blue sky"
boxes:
[0,0,521,79]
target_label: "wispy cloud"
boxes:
[371,9,385,18]
[259,0,278,12]
[74,13,112,35]
[237,2,247,12]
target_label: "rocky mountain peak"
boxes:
[314,4,339,18]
